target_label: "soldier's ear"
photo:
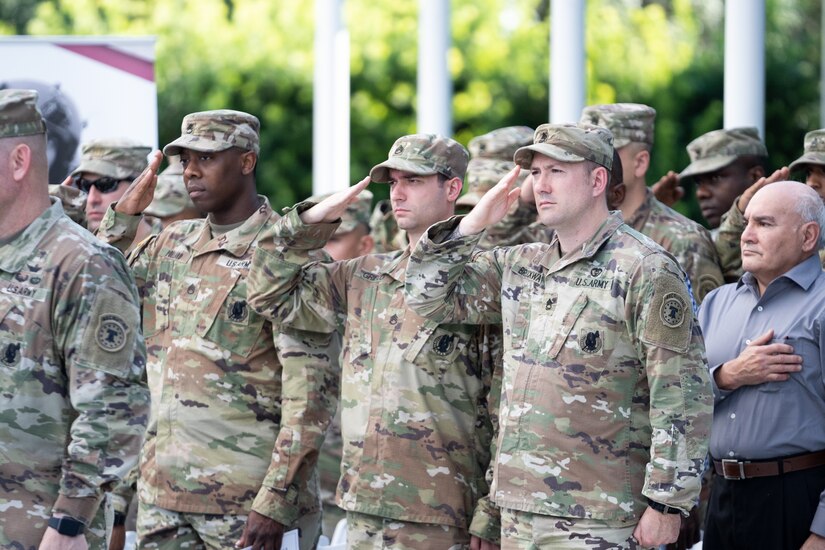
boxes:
[240,150,257,176]
[9,143,32,183]
[591,165,609,198]
[446,177,463,202]
[634,149,650,179]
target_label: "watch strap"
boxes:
[48,516,86,536]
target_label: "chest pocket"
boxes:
[545,292,590,359]
[504,264,544,350]
[0,300,26,370]
[198,269,266,358]
[400,319,468,382]
[344,275,379,364]
[144,257,182,338]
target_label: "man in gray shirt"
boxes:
[698,180,825,550]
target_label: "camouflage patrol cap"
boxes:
[369,134,469,183]
[0,89,46,139]
[144,157,196,218]
[71,138,151,180]
[514,123,613,170]
[310,189,373,235]
[679,127,767,180]
[458,157,519,208]
[163,109,260,156]
[789,129,825,171]
[580,103,656,148]
[468,126,534,161]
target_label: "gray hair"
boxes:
[795,185,825,249]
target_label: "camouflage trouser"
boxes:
[136,500,321,550]
[346,511,470,550]
[501,508,651,550]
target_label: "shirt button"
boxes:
[187,285,196,295]
[730,413,736,419]
[746,339,752,345]
[729,451,735,457]
[757,306,763,312]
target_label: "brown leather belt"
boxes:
[713,449,825,480]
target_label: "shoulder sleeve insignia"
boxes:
[96,314,130,352]
[660,292,686,328]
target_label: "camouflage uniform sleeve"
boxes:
[51,249,149,523]
[248,203,347,332]
[405,216,505,325]
[668,229,724,305]
[468,324,503,544]
[478,199,537,249]
[48,184,88,226]
[715,200,746,283]
[251,328,340,525]
[628,254,713,513]
[96,204,142,256]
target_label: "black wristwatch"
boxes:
[48,516,86,536]
[647,498,682,515]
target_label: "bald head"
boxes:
[742,181,824,289]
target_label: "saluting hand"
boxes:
[651,171,684,207]
[114,150,163,216]
[715,329,803,391]
[736,166,790,212]
[458,166,522,236]
[299,176,371,225]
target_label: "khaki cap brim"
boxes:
[789,153,825,172]
[163,135,234,156]
[679,155,737,180]
[369,158,441,183]
[513,143,586,169]
[71,159,135,180]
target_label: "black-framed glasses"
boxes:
[71,174,128,194]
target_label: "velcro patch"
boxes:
[217,256,252,270]
[642,273,692,353]
[96,314,130,352]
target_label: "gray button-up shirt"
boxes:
[699,253,825,461]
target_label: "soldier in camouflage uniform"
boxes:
[95,110,337,550]
[143,155,202,229]
[580,104,723,303]
[403,123,713,549]
[247,134,501,549]
[0,89,149,549]
[791,129,825,203]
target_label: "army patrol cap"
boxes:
[71,138,151,180]
[0,89,46,139]
[309,189,373,236]
[514,123,614,170]
[580,103,656,148]
[458,157,519,208]
[369,134,469,183]
[789,129,825,171]
[679,127,767,180]
[468,126,534,160]
[144,157,196,218]
[164,109,260,156]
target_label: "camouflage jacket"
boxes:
[0,200,148,543]
[404,212,713,525]
[96,198,337,526]
[48,184,88,226]
[625,189,723,303]
[247,204,501,541]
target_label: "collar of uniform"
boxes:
[377,248,410,282]
[0,198,63,274]
[192,195,272,257]
[623,188,654,232]
[537,211,624,272]
[738,252,823,295]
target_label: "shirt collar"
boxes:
[192,195,273,257]
[623,188,654,231]
[538,211,624,271]
[738,253,823,293]
[0,199,64,273]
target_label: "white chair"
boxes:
[317,518,347,550]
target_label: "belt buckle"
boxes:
[721,459,746,480]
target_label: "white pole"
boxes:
[550,0,585,124]
[313,0,350,194]
[417,0,451,136]
[724,0,765,137]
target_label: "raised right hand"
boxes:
[736,166,790,212]
[299,176,371,225]
[458,166,521,236]
[652,170,684,207]
[114,150,164,216]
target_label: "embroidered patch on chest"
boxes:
[228,299,249,322]
[432,334,456,356]
[660,292,687,328]
[216,257,251,270]
[96,314,129,352]
[0,342,21,366]
[578,330,603,353]
[516,266,543,284]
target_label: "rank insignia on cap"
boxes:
[432,334,456,356]
[536,131,549,143]
[394,145,404,155]
[579,330,603,354]
[660,293,686,328]
[96,314,129,352]
[228,300,249,323]
[1,342,21,366]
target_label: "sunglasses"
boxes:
[71,174,129,194]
